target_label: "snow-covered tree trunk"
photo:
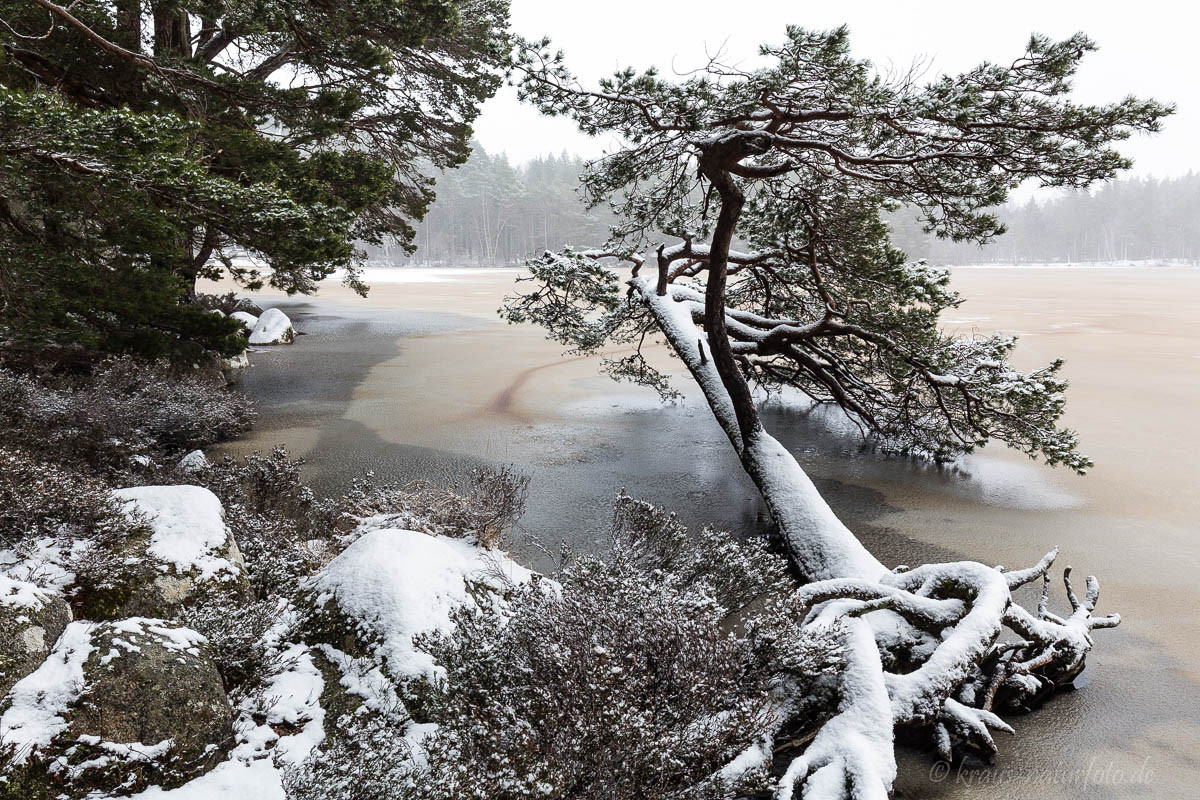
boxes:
[635,276,884,582]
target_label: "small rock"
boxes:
[247,308,295,345]
[219,350,250,385]
[177,450,210,473]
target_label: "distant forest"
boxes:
[363,143,1200,266]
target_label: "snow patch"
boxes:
[127,757,285,799]
[260,644,326,766]
[0,574,54,611]
[1,621,94,762]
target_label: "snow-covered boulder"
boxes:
[300,528,532,688]
[229,311,259,332]
[247,308,294,345]
[0,618,232,795]
[177,450,210,473]
[71,486,250,621]
[0,576,71,698]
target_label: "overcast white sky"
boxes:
[472,0,1194,179]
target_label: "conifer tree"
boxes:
[503,27,1171,797]
[0,0,508,355]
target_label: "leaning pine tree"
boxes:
[502,28,1171,799]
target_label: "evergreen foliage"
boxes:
[503,27,1172,470]
[0,0,509,355]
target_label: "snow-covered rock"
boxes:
[177,450,210,473]
[0,575,72,697]
[247,308,294,345]
[72,486,250,620]
[229,311,258,332]
[302,528,533,684]
[0,618,232,795]
[219,350,250,385]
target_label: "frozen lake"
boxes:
[210,266,1200,799]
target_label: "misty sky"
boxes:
[473,0,1194,180]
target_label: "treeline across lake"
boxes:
[363,144,1200,267]
[362,144,616,266]
[889,172,1200,265]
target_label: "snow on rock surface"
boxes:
[247,308,295,345]
[177,449,210,472]
[307,528,533,682]
[229,311,259,331]
[1,620,94,762]
[0,575,73,697]
[112,485,243,583]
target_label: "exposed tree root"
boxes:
[772,549,1116,800]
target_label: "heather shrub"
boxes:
[0,448,139,549]
[342,465,529,548]
[0,357,254,475]
[281,705,415,800]
[180,597,292,696]
[392,498,835,800]
[196,448,343,600]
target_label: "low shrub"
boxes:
[343,465,530,548]
[195,448,343,600]
[180,597,292,696]
[0,357,255,475]
[0,448,137,548]
[394,498,835,800]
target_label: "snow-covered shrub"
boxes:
[402,511,819,800]
[607,491,794,616]
[281,711,415,800]
[0,358,254,475]
[343,465,529,548]
[196,448,343,599]
[0,448,140,549]
[180,598,291,696]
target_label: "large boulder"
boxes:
[247,308,294,345]
[300,528,533,689]
[0,618,232,796]
[71,486,251,621]
[0,576,71,698]
[229,311,259,332]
